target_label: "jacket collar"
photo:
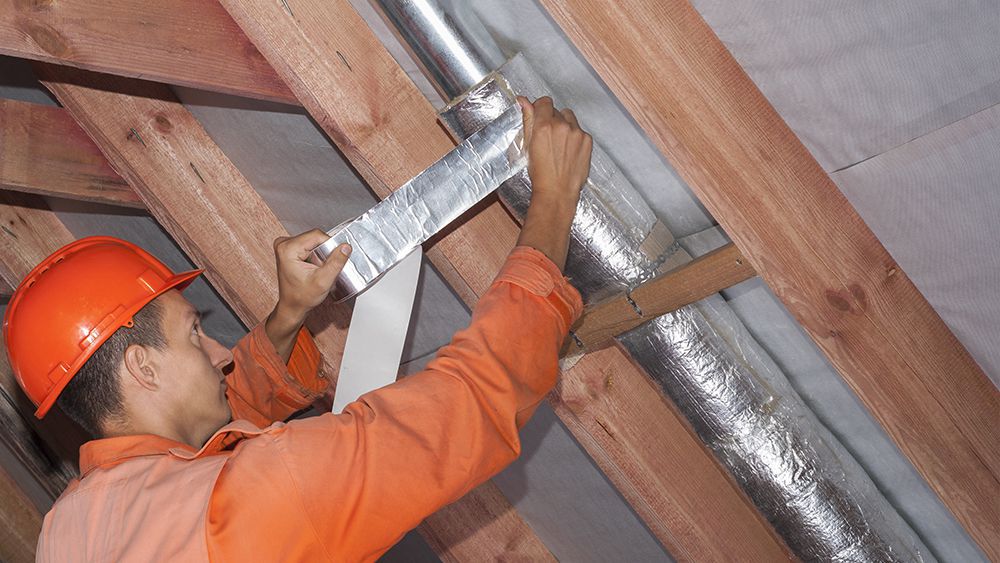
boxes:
[78,419,271,477]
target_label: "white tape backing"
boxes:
[332,248,423,413]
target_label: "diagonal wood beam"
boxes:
[0,99,140,208]
[35,66,554,563]
[536,0,1000,557]
[216,1,791,560]
[0,0,295,105]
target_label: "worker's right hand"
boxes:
[273,230,352,318]
[265,230,351,361]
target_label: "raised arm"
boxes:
[209,97,593,561]
[224,231,353,426]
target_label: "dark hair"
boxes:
[56,299,166,437]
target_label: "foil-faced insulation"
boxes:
[370,1,931,559]
[313,104,525,301]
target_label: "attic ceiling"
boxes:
[1,0,997,561]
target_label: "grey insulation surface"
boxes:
[690,0,1000,173]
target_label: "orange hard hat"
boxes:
[3,236,203,419]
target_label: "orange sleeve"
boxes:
[224,324,328,427]
[207,247,583,562]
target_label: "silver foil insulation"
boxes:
[402,27,928,563]
[313,104,525,302]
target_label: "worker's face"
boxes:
[155,290,233,445]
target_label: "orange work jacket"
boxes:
[37,246,583,562]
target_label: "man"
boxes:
[4,96,591,561]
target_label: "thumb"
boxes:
[314,243,352,289]
[517,96,534,148]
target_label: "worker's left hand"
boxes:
[271,230,352,323]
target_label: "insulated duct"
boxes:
[370,1,931,560]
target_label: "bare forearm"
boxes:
[264,303,305,363]
[516,193,578,272]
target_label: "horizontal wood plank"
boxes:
[537,0,1000,556]
[0,99,140,208]
[0,0,295,104]
[217,0,791,559]
[566,242,755,355]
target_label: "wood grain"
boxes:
[35,65,546,563]
[0,99,139,208]
[567,243,755,355]
[0,464,41,563]
[0,0,295,104]
[537,0,1000,556]
[217,0,792,559]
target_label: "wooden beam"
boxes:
[0,463,41,563]
[0,192,90,500]
[536,0,1000,556]
[216,1,791,559]
[566,243,755,355]
[35,66,553,563]
[0,0,295,104]
[0,99,140,208]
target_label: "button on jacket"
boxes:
[37,247,583,562]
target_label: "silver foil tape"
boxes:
[435,51,929,560]
[312,103,525,301]
[441,55,680,304]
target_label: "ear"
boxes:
[122,344,160,391]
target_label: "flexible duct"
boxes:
[370,1,930,560]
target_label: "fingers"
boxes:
[560,108,579,128]
[313,243,352,288]
[275,229,333,261]
[517,96,534,147]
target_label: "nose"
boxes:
[202,334,234,371]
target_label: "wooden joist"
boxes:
[0,99,139,208]
[0,0,295,104]
[565,243,755,355]
[35,66,554,563]
[216,0,791,559]
[536,0,1000,556]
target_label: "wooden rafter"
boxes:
[216,1,791,559]
[35,65,554,562]
[0,99,139,208]
[536,0,1000,557]
[0,0,295,105]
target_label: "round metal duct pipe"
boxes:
[369,1,931,560]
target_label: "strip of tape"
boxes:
[332,247,423,412]
[312,103,525,302]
